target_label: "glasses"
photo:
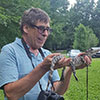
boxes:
[30,24,53,35]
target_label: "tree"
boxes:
[0,0,99,50]
[44,0,70,50]
[90,0,100,46]
[73,24,99,51]
[0,0,50,49]
[86,26,99,47]
[0,2,20,49]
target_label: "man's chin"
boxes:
[37,44,44,49]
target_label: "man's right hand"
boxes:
[41,53,71,71]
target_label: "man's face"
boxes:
[26,21,50,49]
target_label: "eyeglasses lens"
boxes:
[30,24,53,34]
[38,26,52,34]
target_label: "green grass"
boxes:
[0,90,4,100]
[0,58,100,100]
[63,58,100,100]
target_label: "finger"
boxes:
[78,52,86,56]
[88,55,92,61]
[44,53,61,62]
[84,56,91,65]
[58,58,71,66]
[57,57,66,66]
[64,58,72,65]
[78,52,92,61]
[58,57,65,63]
[48,53,61,58]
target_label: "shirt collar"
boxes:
[14,37,45,54]
[15,37,30,49]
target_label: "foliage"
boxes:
[44,0,70,50]
[0,0,21,49]
[67,0,100,50]
[0,0,100,50]
[90,0,100,45]
[73,24,99,51]
[86,26,99,47]
[0,90,4,100]
[0,0,50,49]
[59,58,100,100]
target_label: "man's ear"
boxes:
[23,25,29,34]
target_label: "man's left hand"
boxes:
[75,52,92,70]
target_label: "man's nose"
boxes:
[42,30,49,36]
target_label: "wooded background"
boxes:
[0,0,100,51]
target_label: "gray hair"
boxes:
[20,7,50,33]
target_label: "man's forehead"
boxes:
[36,21,50,27]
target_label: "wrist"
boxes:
[39,62,50,72]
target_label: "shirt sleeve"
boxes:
[0,46,18,89]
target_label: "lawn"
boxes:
[0,90,4,100]
[0,58,100,100]
[63,58,100,100]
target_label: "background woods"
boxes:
[0,0,100,100]
[0,0,100,51]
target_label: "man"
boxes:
[0,7,91,100]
